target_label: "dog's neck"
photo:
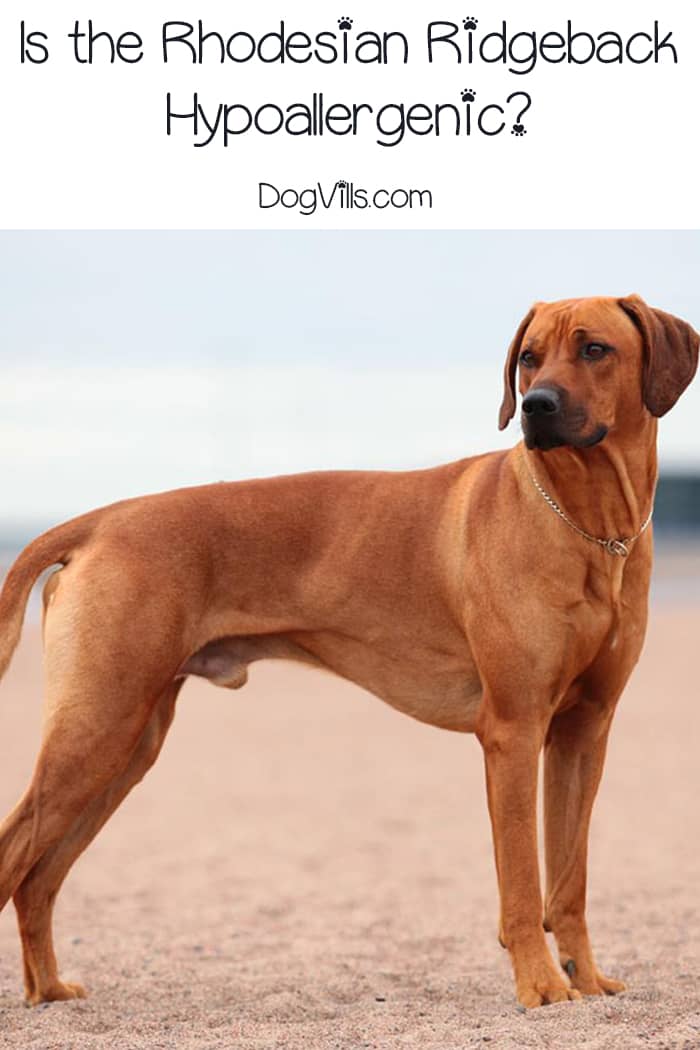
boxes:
[522,417,658,544]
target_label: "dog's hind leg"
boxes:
[0,702,152,918]
[11,681,181,1004]
[0,558,185,900]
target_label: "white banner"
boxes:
[0,0,697,228]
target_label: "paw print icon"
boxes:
[337,180,347,188]
[511,123,527,137]
[461,88,476,103]
[338,17,353,30]
[463,16,478,30]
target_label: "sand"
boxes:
[0,589,698,1048]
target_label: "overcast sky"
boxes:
[1,231,698,526]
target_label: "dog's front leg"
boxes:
[477,709,581,1008]
[543,701,626,997]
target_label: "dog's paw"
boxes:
[563,960,625,997]
[338,17,353,30]
[27,980,87,1006]
[461,88,477,103]
[516,959,582,1008]
[463,17,479,30]
[511,123,527,137]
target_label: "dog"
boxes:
[0,295,697,1008]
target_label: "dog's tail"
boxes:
[0,514,97,683]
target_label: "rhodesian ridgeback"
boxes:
[0,295,697,1009]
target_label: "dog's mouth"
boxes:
[523,421,609,452]
[573,424,609,449]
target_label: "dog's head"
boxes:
[498,295,699,451]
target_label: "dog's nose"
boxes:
[522,387,561,417]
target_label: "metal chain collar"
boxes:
[523,455,654,558]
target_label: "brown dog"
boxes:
[0,295,697,1009]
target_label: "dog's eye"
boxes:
[519,350,536,368]
[582,343,609,361]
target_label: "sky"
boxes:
[1,230,699,528]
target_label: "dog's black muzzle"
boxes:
[521,385,608,451]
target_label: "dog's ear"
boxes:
[498,308,536,430]
[618,295,700,417]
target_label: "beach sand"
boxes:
[0,579,698,1048]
